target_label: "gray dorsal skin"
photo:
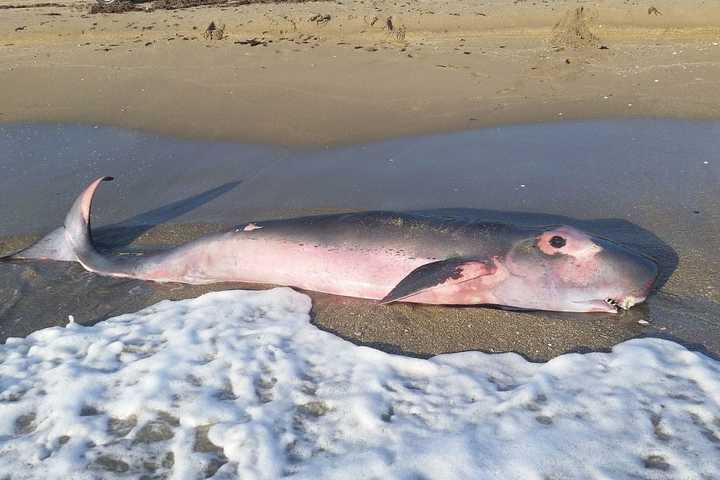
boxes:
[249,211,527,258]
[7,177,525,275]
[3,177,659,312]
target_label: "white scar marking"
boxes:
[243,223,264,232]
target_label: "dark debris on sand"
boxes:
[0,2,65,9]
[152,0,228,10]
[203,21,225,40]
[90,1,138,14]
[90,0,330,15]
[234,37,269,46]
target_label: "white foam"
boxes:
[1,288,719,479]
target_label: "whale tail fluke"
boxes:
[1,177,114,267]
[1,226,76,262]
[3,176,173,281]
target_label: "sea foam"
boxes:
[1,288,719,479]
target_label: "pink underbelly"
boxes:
[192,237,433,300]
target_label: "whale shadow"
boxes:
[91,180,242,249]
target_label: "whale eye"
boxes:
[549,236,566,248]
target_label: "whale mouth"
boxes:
[605,298,621,312]
[571,296,646,313]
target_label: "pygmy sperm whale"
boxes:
[4,177,658,313]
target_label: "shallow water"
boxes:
[0,120,718,360]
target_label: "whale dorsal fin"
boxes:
[380,258,494,304]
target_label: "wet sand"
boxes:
[1,120,718,361]
[0,0,719,145]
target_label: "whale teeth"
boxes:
[605,298,621,311]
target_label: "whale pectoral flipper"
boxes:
[379,259,494,304]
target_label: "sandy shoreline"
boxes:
[1,0,719,145]
[1,5,719,474]
[1,120,718,360]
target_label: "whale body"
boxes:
[3,177,658,313]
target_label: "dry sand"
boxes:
[1,0,719,145]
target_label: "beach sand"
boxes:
[0,0,719,145]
